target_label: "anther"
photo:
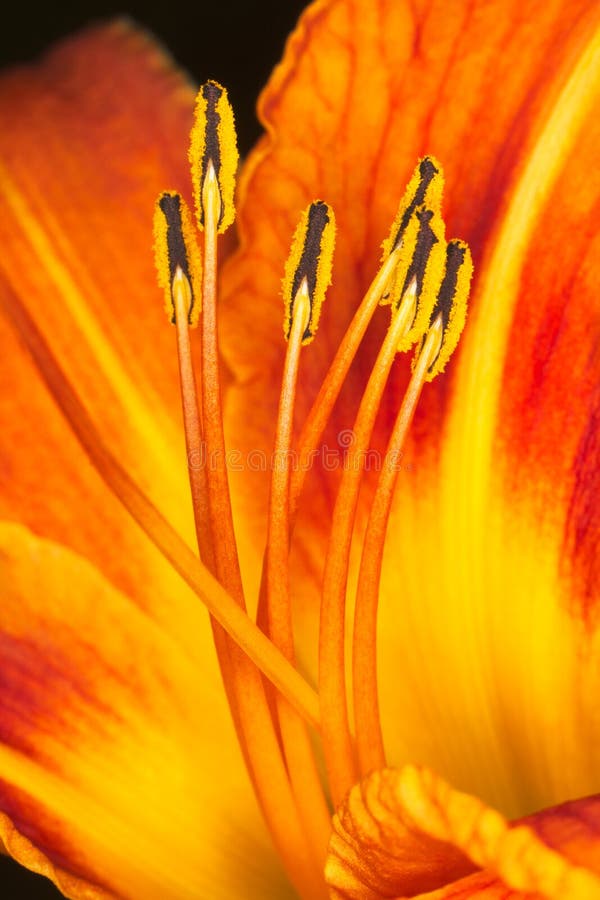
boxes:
[282,200,336,344]
[416,238,473,380]
[388,206,447,351]
[381,156,444,259]
[189,80,239,233]
[153,191,202,325]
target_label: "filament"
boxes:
[353,317,444,774]
[265,282,331,868]
[319,286,418,806]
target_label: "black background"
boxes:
[0,0,306,896]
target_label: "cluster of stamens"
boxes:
[153,80,473,899]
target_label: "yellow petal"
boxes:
[0,522,289,899]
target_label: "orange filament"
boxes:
[289,245,402,521]
[319,287,418,807]
[265,281,332,868]
[353,317,444,775]
[197,167,327,898]
[200,162,244,598]
[172,266,251,757]
[266,279,310,654]
[172,267,214,571]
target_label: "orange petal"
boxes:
[377,16,600,816]
[0,521,286,900]
[219,0,600,815]
[327,766,600,899]
[415,792,600,898]
[0,22,200,615]
[220,0,600,526]
[326,768,475,898]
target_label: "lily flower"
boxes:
[0,0,599,898]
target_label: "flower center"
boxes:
[152,81,473,898]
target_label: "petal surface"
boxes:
[219,0,600,815]
[0,522,290,900]
[416,789,600,898]
[0,22,204,638]
[327,767,600,900]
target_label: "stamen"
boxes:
[191,105,329,896]
[353,240,472,775]
[153,193,212,565]
[199,155,244,598]
[289,243,403,518]
[154,189,259,803]
[289,162,444,518]
[258,198,336,626]
[266,270,331,867]
[319,278,422,807]
[189,80,238,233]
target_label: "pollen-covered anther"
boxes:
[381,155,445,262]
[415,238,473,381]
[153,191,202,326]
[387,205,447,352]
[189,80,239,233]
[282,200,336,344]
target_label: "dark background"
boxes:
[0,0,308,154]
[0,1,306,896]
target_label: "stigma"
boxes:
[153,81,473,900]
